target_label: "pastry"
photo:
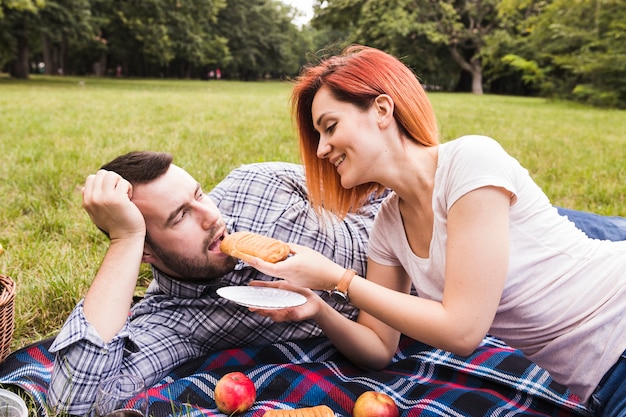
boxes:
[262,405,335,417]
[220,231,290,263]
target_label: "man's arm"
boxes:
[81,170,146,340]
[48,170,147,415]
[47,297,204,416]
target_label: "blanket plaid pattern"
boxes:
[0,335,591,417]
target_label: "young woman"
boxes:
[247,45,626,416]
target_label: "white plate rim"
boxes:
[216,286,306,309]
[0,389,28,416]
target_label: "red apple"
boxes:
[214,371,256,414]
[353,391,399,417]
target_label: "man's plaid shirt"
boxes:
[47,162,386,415]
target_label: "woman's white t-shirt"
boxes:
[368,135,626,403]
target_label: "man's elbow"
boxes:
[47,361,97,416]
[46,389,94,417]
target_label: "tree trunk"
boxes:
[59,36,67,75]
[42,34,56,75]
[93,52,107,76]
[11,21,30,79]
[470,59,483,95]
[449,44,483,94]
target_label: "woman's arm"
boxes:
[248,185,511,357]
[320,260,409,369]
[250,260,408,370]
[346,186,511,355]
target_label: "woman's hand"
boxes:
[247,280,326,322]
[245,243,347,291]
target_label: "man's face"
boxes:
[131,164,237,282]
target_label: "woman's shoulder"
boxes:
[443,135,502,152]
[441,135,511,166]
[374,192,400,221]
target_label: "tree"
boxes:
[85,0,229,78]
[530,0,626,107]
[312,0,501,94]
[38,0,95,75]
[217,0,308,80]
[495,0,626,108]
[165,0,230,78]
[0,0,46,78]
[352,0,459,90]
[479,0,547,95]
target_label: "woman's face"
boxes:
[311,86,385,189]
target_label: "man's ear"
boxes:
[141,243,158,264]
[374,94,394,128]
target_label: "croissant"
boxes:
[262,405,335,417]
[220,231,290,263]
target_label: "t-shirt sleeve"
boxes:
[367,193,403,267]
[442,136,520,210]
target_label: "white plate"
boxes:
[216,286,306,309]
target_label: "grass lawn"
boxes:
[0,75,625,351]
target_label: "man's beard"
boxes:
[149,236,238,283]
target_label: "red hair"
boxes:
[291,45,439,218]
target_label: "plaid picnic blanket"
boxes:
[0,334,591,417]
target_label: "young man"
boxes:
[47,151,386,415]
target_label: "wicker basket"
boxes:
[0,275,16,363]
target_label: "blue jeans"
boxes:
[556,207,626,242]
[588,351,626,417]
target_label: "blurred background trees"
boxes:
[1,0,624,108]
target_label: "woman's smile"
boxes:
[333,154,346,168]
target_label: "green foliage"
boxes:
[92,0,230,75]
[500,53,545,86]
[3,0,625,108]
[0,77,624,351]
[495,0,626,108]
[313,0,502,93]
[0,0,313,79]
[572,84,620,108]
[0,0,45,75]
[354,0,457,87]
[0,0,45,17]
[312,0,364,30]
[447,0,626,107]
[216,0,308,79]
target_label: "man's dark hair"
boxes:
[97,151,173,242]
[101,151,173,185]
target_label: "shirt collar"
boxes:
[151,267,218,298]
[150,261,247,298]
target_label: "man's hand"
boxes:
[82,170,146,240]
